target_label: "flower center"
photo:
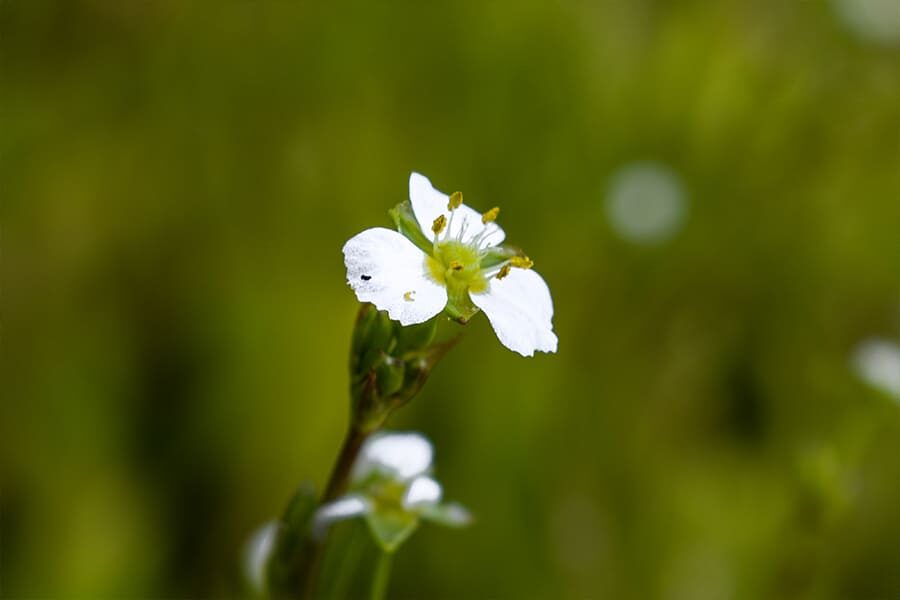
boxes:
[423,195,533,322]
[427,240,488,295]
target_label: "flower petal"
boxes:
[409,172,505,246]
[420,501,473,528]
[243,521,278,594]
[343,227,447,325]
[353,432,434,482]
[470,268,558,357]
[403,476,443,509]
[312,495,371,538]
[477,221,506,249]
[409,172,447,242]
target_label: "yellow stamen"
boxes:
[448,191,463,210]
[449,260,464,271]
[510,256,534,269]
[432,214,447,235]
[496,264,512,280]
[481,207,500,224]
[403,291,416,302]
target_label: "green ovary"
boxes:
[426,241,487,321]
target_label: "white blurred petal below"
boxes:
[353,432,434,482]
[403,476,443,509]
[312,495,371,538]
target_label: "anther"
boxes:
[496,264,512,280]
[432,214,447,235]
[449,260,464,271]
[448,191,463,210]
[481,207,500,224]
[510,256,534,269]
[403,291,416,302]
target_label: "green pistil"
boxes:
[427,241,487,322]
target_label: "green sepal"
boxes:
[350,304,396,375]
[389,200,432,254]
[389,336,460,409]
[365,509,419,553]
[479,244,522,269]
[374,355,405,399]
[443,292,480,324]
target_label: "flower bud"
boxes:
[348,304,452,431]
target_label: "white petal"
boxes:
[470,268,558,357]
[420,501,473,528]
[477,221,506,249]
[243,521,278,593]
[343,227,447,325]
[312,495,371,538]
[353,432,434,482]
[403,476,443,509]
[409,172,505,246]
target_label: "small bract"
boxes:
[313,431,471,552]
[343,172,558,357]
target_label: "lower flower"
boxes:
[312,431,471,552]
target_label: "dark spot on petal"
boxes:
[361,275,372,281]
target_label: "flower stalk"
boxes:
[369,551,393,600]
[273,303,457,599]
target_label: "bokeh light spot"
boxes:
[605,162,687,245]
[831,0,900,45]
[852,337,900,400]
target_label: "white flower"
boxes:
[343,172,558,357]
[312,432,471,552]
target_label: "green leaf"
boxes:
[315,520,382,600]
[267,483,318,595]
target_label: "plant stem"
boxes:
[299,424,371,598]
[322,425,368,502]
[370,550,393,600]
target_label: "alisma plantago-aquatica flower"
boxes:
[343,172,558,357]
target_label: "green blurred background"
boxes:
[3,0,900,598]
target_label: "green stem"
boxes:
[370,550,393,600]
[299,425,371,599]
[322,425,369,502]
